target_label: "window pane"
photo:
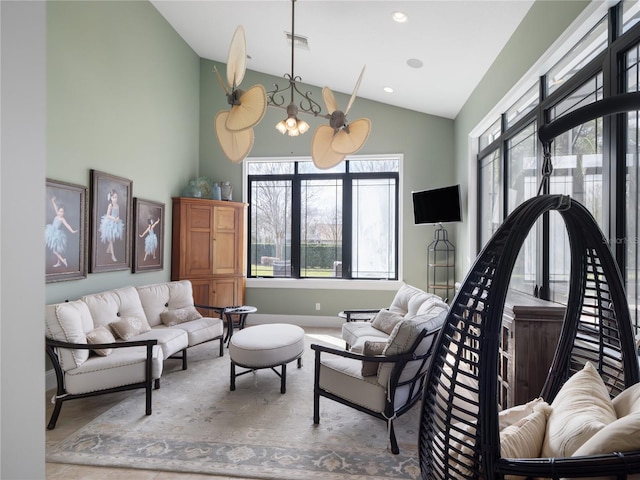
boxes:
[479,117,501,151]
[548,117,604,303]
[626,44,640,337]
[507,122,538,295]
[352,178,397,279]
[300,179,342,278]
[479,149,502,248]
[505,83,538,129]
[247,161,294,175]
[549,72,604,120]
[298,161,345,174]
[546,15,607,95]
[623,0,640,34]
[349,158,399,172]
[249,180,292,277]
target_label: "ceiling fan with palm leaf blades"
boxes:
[213,25,267,163]
[213,0,371,166]
[311,66,371,169]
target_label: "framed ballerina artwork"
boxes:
[45,179,88,283]
[132,198,164,273]
[89,169,132,273]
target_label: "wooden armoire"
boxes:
[171,197,247,308]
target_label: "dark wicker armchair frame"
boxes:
[312,327,441,454]
[46,337,159,430]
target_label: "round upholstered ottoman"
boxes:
[229,323,305,393]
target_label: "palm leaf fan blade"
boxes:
[322,87,339,114]
[312,125,346,169]
[215,111,254,163]
[225,84,267,132]
[226,26,247,88]
[330,118,371,155]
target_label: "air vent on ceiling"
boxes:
[286,32,309,50]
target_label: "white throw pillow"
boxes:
[160,305,202,327]
[370,309,404,335]
[500,403,551,480]
[499,397,546,431]
[85,325,116,356]
[572,411,640,457]
[110,315,151,341]
[541,362,617,458]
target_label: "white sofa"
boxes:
[45,280,224,429]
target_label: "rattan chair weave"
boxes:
[419,194,640,479]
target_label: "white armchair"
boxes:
[311,287,448,454]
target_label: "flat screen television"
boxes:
[412,184,462,225]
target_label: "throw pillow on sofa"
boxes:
[370,308,404,335]
[160,305,202,327]
[85,325,116,356]
[110,315,151,341]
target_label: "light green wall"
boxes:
[199,59,455,314]
[453,0,590,277]
[46,0,200,304]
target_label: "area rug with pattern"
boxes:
[46,331,422,479]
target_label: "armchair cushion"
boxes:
[160,306,202,327]
[361,340,386,376]
[342,322,389,348]
[370,309,404,335]
[319,356,387,413]
[86,325,116,356]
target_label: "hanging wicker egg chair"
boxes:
[419,93,640,479]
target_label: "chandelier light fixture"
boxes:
[267,0,318,136]
[213,0,371,168]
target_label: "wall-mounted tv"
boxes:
[412,184,462,225]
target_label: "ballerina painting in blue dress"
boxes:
[99,189,124,262]
[139,217,160,261]
[45,196,78,268]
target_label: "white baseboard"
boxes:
[45,314,343,391]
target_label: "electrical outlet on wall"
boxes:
[315,303,321,311]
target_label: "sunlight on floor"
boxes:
[307,333,346,348]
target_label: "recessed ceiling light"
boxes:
[383,86,394,93]
[407,58,424,69]
[392,11,407,23]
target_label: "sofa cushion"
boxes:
[361,340,386,376]
[110,315,151,341]
[370,308,404,335]
[167,317,223,347]
[133,327,188,359]
[160,305,202,327]
[82,286,149,330]
[388,283,428,316]
[572,412,640,457]
[45,300,94,370]
[86,325,116,356]
[541,362,617,458]
[64,344,164,395]
[136,280,196,327]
